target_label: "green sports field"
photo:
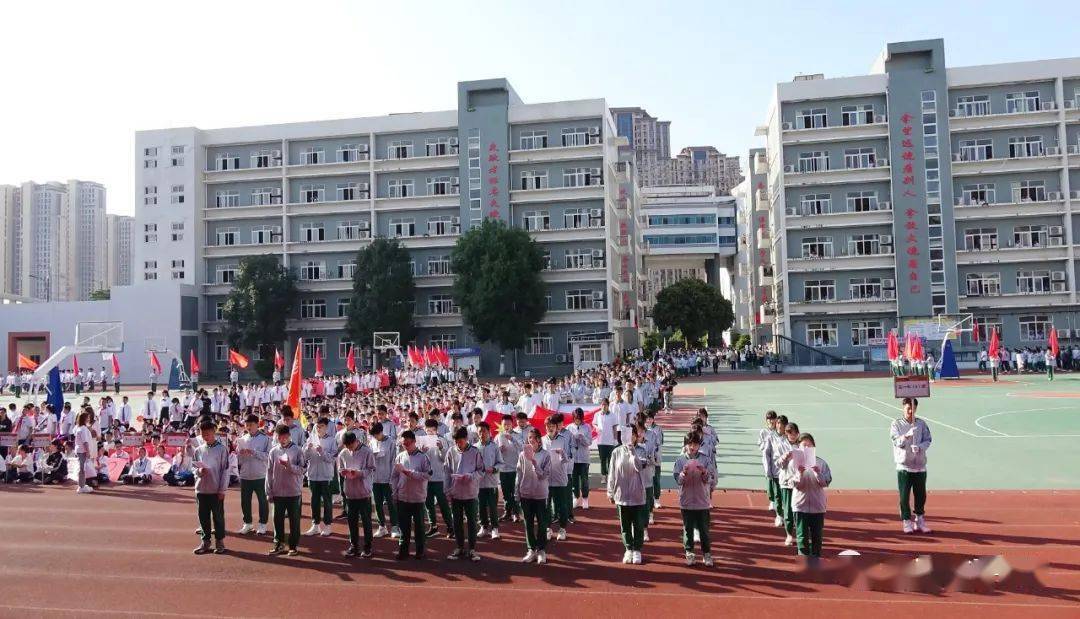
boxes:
[660,373,1080,491]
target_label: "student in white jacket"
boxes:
[790,433,832,561]
[889,397,932,534]
[608,424,648,565]
[673,431,715,566]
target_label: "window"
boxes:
[170,146,185,167]
[338,143,369,162]
[1012,180,1046,203]
[427,216,455,236]
[523,210,550,231]
[337,260,356,280]
[955,95,990,117]
[337,183,358,201]
[800,236,832,258]
[337,220,367,240]
[300,184,324,203]
[216,154,240,170]
[214,302,225,321]
[170,185,185,204]
[215,191,239,208]
[337,299,350,318]
[963,228,998,251]
[215,340,227,362]
[251,225,280,245]
[143,223,158,243]
[251,187,281,206]
[849,277,883,300]
[1008,136,1044,158]
[218,265,237,284]
[300,148,323,165]
[803,280,836,302]
[564,249,593,270]
[216,227,238,246]
[300,223,325,242]
[170,222,184,242]
[960,183,995,206]
[844,147,876,169]
[564,208,587,229]
[430,334,457,349]
[300,299,327,319]
[388,140,413,160]
[563,167,602,187]
[144,147,158,157]
[520,171,549,190]
[427,255,451,275]
[425,137,458,157]
[389,217,415,238]
[806,322,838,347]
[795,108,827,129]
[846,191,878,212]
[1005,91,1041,114]
[299,260,325,281]
[1013,225,1048,248]
[427,176,458,196]
[849,234,881,256]
[798,193,830,215]
[797,151,829,173]
[388,179,414,198]
[965,272,1001,297]
[525,332,553,355]
[428,294,456,315]
[1016,270,1051,294]
[565,289,593,310]
[252,149,281,168]
[144,260,157,269]
[144,158,157,169]
[1018,314,1051,340]
[520,130,548,150]
[302,338,326,360]
[957,138,993,162]
[851,320,884,346]
[170,259,185,280]
[143,185,158,206]
[561,126,600,147]
[841,104,875,126]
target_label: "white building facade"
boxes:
[106,214,134,288]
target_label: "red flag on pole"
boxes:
[189,349,200,374]
[286,339,303,411]
[1049,327,1060,357]
[438,345,449,367]
[228,349,250,369]
[346,345,356,373]
[972,319,981,343]
[111,353,120,376]
[72,355,80,375]
[423,346,435,367]
[886,331,899,361]
[314,348,323,375]
[149,351,162,374]
[988,328,1000,359]
[274,348,284,370]
[17,354,38,371]
[912,336,925,362]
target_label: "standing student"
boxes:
[337,431,376,558]
[774,421,800,546]
[445,427,485,561]
[390,430,432,560]
[758,410,782,525]
[516,427,551,564]
[593,399,617,485]
[304,417,336,537]
[791,433,832,561]
[542,414,571,541]
[608,424,647,564]
[673,431,715,566]
[237,414,270,535]
[889,397,932,534]
[369,422,399,539]
[74,410,96,494]
[475,422,502,540]
[1045,347,1056,381]
[421,418,453,538]
[645,411,664,510]
[266,423,304,556]
[192,419,231,555]
[495,414,522,522]
[568,408,593,510]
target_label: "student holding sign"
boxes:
[266,423,305,556]
[673,431,715,567]
[890,397,933,534]
[790,433,832,560]
[774,421,800,546]
[337,430,376,558]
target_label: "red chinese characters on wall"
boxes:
[900,112,921,295]
[486,142,500,218]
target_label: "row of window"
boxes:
[791,105,882,129]
[795,191,887,215]
[962,225,1065,250]
[798,234,894,258]
[955,136,1057,162]
[964,271,1068,296]
[519,127,602,150]
[142,259,184,282]
[520,208,604,231]
[791,148,886,173]
[142,222,185,245]
[142,145,185,169]
[801,277,897,302]
[952,91,1058,117]
[520,168,603,190]
[806,314,1055,349]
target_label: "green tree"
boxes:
[346,238,417,353]
[222,255,298,377]
[734,333,751,350]
[451,219,546,363]
[89,289,110,300]
[652,278,734,346]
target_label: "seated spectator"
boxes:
[41,440,68,484]
[164,448,194,486]
[124,447,153,485]
[5,445,35,483]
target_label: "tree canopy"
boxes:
[346,237,417,349]
[222,255,298,370]
[651,278,734,345]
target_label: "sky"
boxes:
[3,0,1080,215]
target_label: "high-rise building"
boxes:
[732,148,773,346]
[135,79,641,375]
[665,146,744,196]
[758,38,1080,359]
[106,214,134,287]
[0,185,17,296]
[70,180,108,299]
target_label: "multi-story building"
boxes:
[637,185,737,331]
[0,185,17,296]
[135,79,641,376]
[759,38,1080,359]
[665,146,744,197]
[732,148,774,346]
[70,180,108,299]
[106,214,134,287]
[612,107,671,187]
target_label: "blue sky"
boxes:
[2,0,1079,214]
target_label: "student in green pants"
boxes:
[236,414,270,535]
[791,433,832,562]
[266,423,304,556]
[674,431,715,566]
[774,421,801,547]
[608,424,648,565]
[304,417,336,537]
[496,414,524,521]
[542,414,572,541]
[516,427,552,564]
[446,427,485,561]
[421,419,453,537]
[568,408,593,510]
[593,399,618,483]
[337,431,375,557]
[890,397,932,534]
[475,423,502,539]
[370,422,399,538]
[390,430,432,560]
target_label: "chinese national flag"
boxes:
[111,353,120,376]
[274,348,284,370]
[189,349,200,374]
[286,339,302,411]
[149,351,162,374]
[1049,327,1060,357]
[228,349,249,369]
[988,328,1000,359]
[17,354,38,371]
[346,345,356,373]
[971,320,981,343]
[315,348,323,375]
[423,346,435,367]
[72,355,80,375]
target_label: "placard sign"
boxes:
[894,375,930,399]
[31,433,53,448]
[0,433,16,447]
[163,432,188,448]
[122,433,145,447]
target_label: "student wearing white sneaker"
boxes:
[634,415,657,540]
[568,408,593,510]
[608,424,647,565]
[645,411,664,510]
[496,414,523,522]
[542,414,572,541]
[304,417,337,537]
[593,398,618,485]
[674,431,715,567]
[237,415,270,535]
[516,428,551,564]
[774,421,800,546]
[791,433,832,561]
[73,410,96,494]
[369,422,398,539]
[890,397,932,534]
[445,427,485,562]
[475,422,502,540]
[758,411,783,526]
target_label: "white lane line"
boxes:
[807,384,834,396]
[974,406,1076,437]
[827,382,984,438]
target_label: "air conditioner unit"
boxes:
[880,234,893,246]
[882,278,896,289]
[879,201,892,210]
[1052,281,1067,293]
[782,122,794,131]
[785,207,798,216]
[448,137,459,147]
[357,221,370,230]
[1052,270,1066,281]
[270,188,282,196]
[358,144,370,152]
[554,354,569,364]
[877,158,889,167]
[1059,329,1072,338]
[591,249,605,260]
[952,153,965,162]
[1049,225,1064,237]
[591,291,604,301]
[783,165,798,173]
[874,114,887,124]
[883,289,896,300]
[1047,191,1062,201]
[589,208,603,219]
[1050,236,1064,246]
[271,150,282,163]
[1042,101,1057,111]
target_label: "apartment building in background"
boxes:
[637,185,737,332]
[135,78,641,376]
[758,38,1080,360]
[106,214,134,287]
[732,147,774,346]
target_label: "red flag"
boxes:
[149,351,162,374]
[314,348,323,375]
[423,346,435,367]
[438,346,450,367]
[72,355,80,375]
[17,354,38,371]
[189,349,200,374]
[1049,327,1060,357]
[346,345,356,373]
[228,349,249,369]
[988,328,1000,359]
[274,348,284,370]
[886,331,899,361]
[286,339,303,411]
[912,336,925,362]
[972,319,981,343]
[111,353,120,376]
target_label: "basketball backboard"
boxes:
[75,321,124,353]
[144,336,168,353]
[373,332,400,352]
